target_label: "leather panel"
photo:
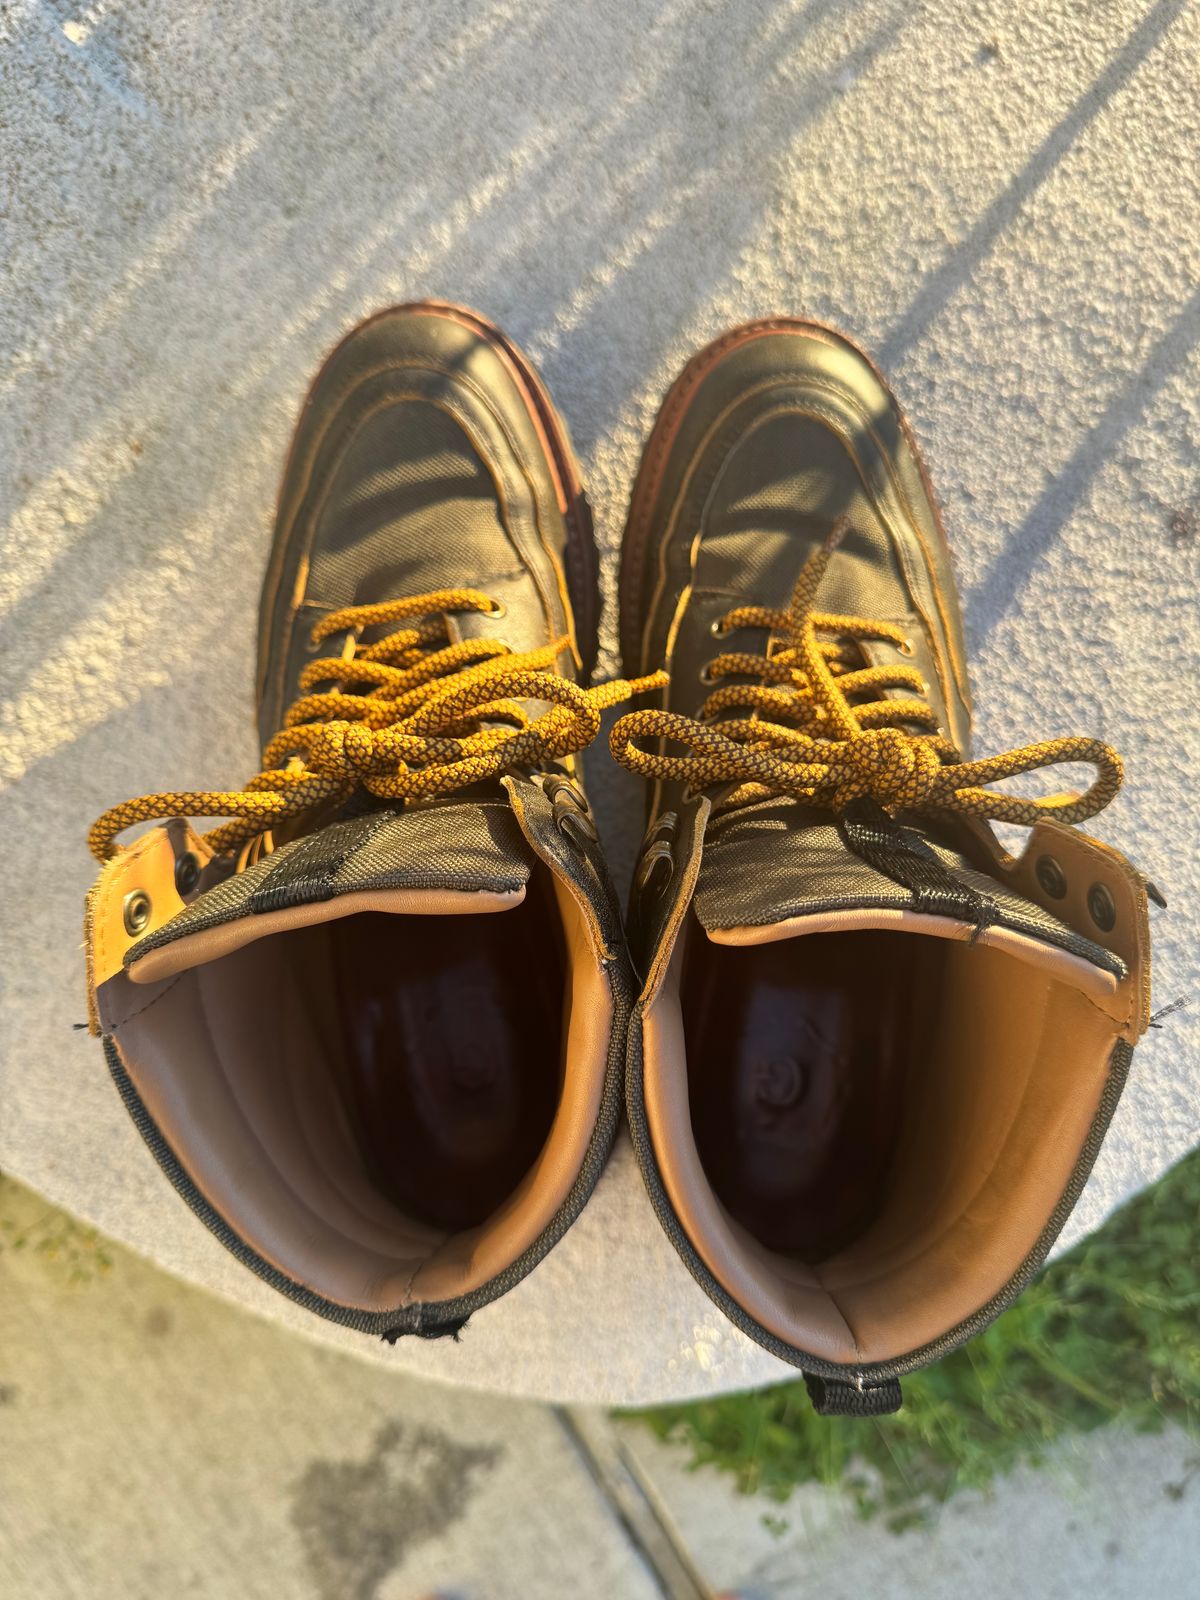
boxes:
[625,321,972,753]
[258,304,581,747]
[643,924,1118,1364]
[98,863,612,1312]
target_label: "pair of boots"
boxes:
[85,304,1154,1416]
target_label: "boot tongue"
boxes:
[123,795,533,983]
[692,795,1124,976]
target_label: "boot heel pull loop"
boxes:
[803,1372,904,1417]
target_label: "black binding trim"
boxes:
[803,1373,904,1417]
[839,796,996,937]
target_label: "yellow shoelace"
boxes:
[89,588,666,863]
[610,521,1123,827]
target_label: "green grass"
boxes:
[0,1177,113,1285]
[627,1146,1200,1529]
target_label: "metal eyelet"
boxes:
[898,638,915,658]
[541,775,592,823]
[698,662,719,686]
[637,811,678,854]
[543,775,596,842]
[635,841,674,897]
[1035,855,1067,900]
[488,601,507,619]
[1087,882,1117,932]
[556,809,596,848]
[709,617,730,638]
[304,630,324,655]
[647,810,678,843]
[123,890,152,936]
[548,778,589,813]
[174,851,201,897]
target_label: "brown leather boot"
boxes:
[613,318,1156,1414]
[85,303,656,1340]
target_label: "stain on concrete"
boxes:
[1168,505,1198,546]
[290,1418,500,1600]
[144,1305,172,1337]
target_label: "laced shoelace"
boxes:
[610,520,1123,829]
[89,588,667,863]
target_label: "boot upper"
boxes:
[84,305,630,1338]
[615,319,1154,1408]
[621,319,972,756]
[258,301,596,748]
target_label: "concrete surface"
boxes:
[616,1411,1200,1600]
[3,1176,1197,1600]
[1,0,1198,1402]
[0,1177,664,1600]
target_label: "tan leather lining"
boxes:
[410,870,609,1300]
[964,817,1151,1042]
[128,885,527,986]
[643,917,1118,1365]
[708,906,1122,1015]
[99,863,611,1311]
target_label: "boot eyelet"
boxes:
[123,890,152,936]
[543,775,590,816]
[556,810,596,847]
[898,638,915,658]
[1087,882,1117,932]
[709,618,730,638]
[174,851,201,897]
[635,843,674,897]
[639,811,679,854]
[487,601,507,619]
[646,810,678,843]
[698,663,718,686]
[1035,855,1067,900]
